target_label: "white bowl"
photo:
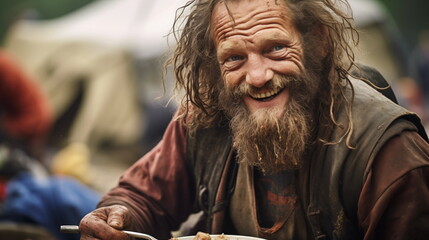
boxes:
[177,235,266,240]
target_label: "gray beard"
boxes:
[219,72,318,174]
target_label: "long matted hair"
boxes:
[167,0,359,146]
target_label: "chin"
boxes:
[250,106,285,123]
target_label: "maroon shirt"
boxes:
[99,118,429,239]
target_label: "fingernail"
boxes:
[109,220,119,226]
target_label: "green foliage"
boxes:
[376,0,429,46]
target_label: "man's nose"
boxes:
[245,55,274,88]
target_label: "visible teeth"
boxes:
[250,88,282,99]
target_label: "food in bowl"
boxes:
[172,232,228,240]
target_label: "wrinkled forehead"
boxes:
[211,0,293,44]
[211,0,290,22]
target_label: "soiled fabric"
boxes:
[99,118,192,240]
[358,130,429,240]
[229,165,309,239]
[99,117,429,239]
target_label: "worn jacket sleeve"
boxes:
[358,130,429,240]
[98,116,195,239]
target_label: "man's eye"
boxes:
[226,55,243,62]
[272,45,285,51]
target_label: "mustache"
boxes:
[227,74,298,98]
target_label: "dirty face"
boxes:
[212,0,304,117]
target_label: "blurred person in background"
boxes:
[77,0,429,239]
[0,50,100,240]
[0,50,53,161]
[412,32,429,127]
[350,0,429,125]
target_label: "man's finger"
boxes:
[106,205,129,229]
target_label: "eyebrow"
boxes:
[217,39,245,57]
[268,31,290,41]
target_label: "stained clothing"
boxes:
[99,79,429,240]
[229,165,309,239]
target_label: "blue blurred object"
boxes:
[0,172,100,240]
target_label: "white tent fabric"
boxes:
[349,0,386,27]
[4,0,195,149]
[7,0,385,59]
[8,0,385,57]
[9,0,188,59]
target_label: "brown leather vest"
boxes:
[186,78,427,239]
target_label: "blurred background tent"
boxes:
[1,0,187,190]
[0,0,428,188]
[2,0,187,143]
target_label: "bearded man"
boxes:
[78,0,429,239]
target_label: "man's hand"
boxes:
[79,205,132,240]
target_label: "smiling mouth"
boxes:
[249,87,284,101]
